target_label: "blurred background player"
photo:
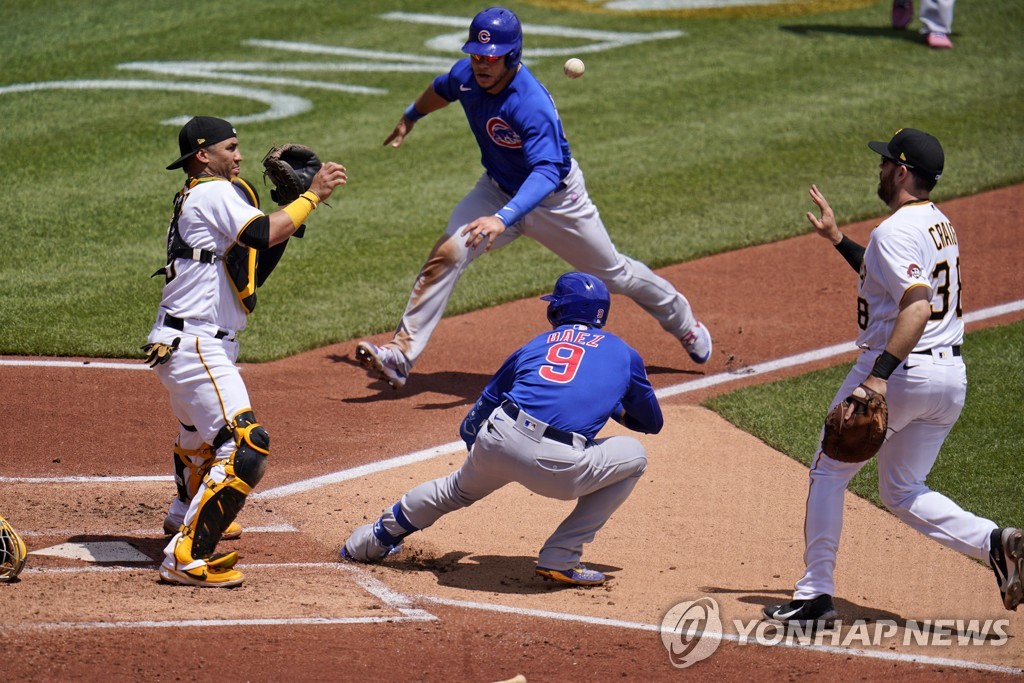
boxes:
[892,0,957,49]
[355,6,711,390]
[147,116,346,587]
[343,272,663,586]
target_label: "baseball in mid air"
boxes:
[563,58,585,79]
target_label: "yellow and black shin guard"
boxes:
[172,441,215,504]
[176,472,252,564]
[176,411,269,563]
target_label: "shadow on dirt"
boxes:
[328,353,487,406]
[391,549,623,595]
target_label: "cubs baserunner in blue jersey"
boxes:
[355,6,711,390]
[343,272,663,586]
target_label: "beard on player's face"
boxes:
[877,161,899,205]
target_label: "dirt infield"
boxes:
[1,185,1022,681]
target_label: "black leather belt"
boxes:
[910,345,961,356]
[500,400,575,446]
[164,313,232,340]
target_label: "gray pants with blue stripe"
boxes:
[343,404,647,571]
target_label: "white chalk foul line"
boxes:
[2,300,1018,375]
[19,523,297,538]
[254,442,465,500]
[255,298,1024,499]
[9,301,1021,496]
[0,358,149,369]
[7,562,437,632]
[418,596,1023,676]
[0,475,173,484]
[9,615,435,632]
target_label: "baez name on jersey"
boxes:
[928,221,958,250]
[546,328,605,347]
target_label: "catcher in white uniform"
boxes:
[764,128,1023,624]
[146,116,346,587]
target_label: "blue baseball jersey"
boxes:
[433,59,573,225]
[460,324,663,445]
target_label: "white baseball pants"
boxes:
[795,348,997,600]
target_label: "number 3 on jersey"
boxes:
[539,342,585,383]
[857,258,963,329]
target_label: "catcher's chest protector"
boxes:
[154,176,261,315]
[223,177,261,314]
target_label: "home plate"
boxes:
[31,542,153,562]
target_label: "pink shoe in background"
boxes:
[927,32,954,49]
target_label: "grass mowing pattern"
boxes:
[1,0,1021,360]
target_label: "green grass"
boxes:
[0,0,1021,360]
[704,322,1024,526]
[1,0,1020,568]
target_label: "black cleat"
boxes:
[762,594,839,625]
[990,527,1024,611]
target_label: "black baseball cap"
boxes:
[868,128,944,181]
[166,116,237,170]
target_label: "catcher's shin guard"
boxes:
[174,412,269,563]
[0,514,28,582]
[172,438,215,504]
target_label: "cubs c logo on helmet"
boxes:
[478,29,491,43]
[486,117,522,149]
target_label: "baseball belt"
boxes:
[164,314,234,340]
[499,400,576,446]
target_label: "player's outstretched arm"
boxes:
[384,86,449,148]
[806,184,843,244]
[808,183,865,272]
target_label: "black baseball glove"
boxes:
[262,144,322,205]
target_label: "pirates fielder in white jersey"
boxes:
[146,116,346,587]
[764,128,1023,624]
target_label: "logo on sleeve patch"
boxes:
[486,117,522,148]
[906,263,923,278]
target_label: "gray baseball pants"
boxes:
[367,404,648,570]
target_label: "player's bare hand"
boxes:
[806,184,843,245]
[461,215,506,252]
[384,117,415,148]
[309,161,347,202]
[844,378,887,421]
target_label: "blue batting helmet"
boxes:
[462,7,523,69]
[541,272,610,329]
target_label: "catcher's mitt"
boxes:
[821,384,888,463]
[262,144,322,205]
[0,513,27,582]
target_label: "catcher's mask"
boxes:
[0,514,27,582]
[462,7,523,70]
[541,272,610,329]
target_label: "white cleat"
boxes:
[355,341,408,389]
[680,322,712,364]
